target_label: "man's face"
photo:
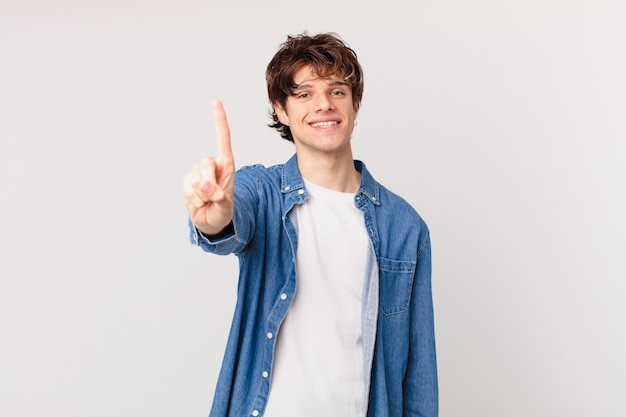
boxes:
[274,65,358,158]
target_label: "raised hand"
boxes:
[182,100,236,236]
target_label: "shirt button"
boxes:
[267,332,273,339]
[262,371,269,378]
[280,293,287,300]
[298,189,304,195]
[252,410,259,416]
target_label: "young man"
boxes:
[182,33,438,417]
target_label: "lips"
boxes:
[310,121,338,128]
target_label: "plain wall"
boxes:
[1,1,624,416]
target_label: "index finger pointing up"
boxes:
[212,99,233,161]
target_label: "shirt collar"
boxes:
[281,154,305,194]
[355,160,381,206]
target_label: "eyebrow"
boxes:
[292,80,349,92]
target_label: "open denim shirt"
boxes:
[190,154,438,417]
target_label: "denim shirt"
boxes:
[189,154,438,417]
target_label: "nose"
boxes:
[314,94,334,112]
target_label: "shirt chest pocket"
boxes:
[377,257,416,316]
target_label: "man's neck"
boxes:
[296,150,361,193]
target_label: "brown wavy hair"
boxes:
[266,32,364,142]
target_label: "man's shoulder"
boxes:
[237,161,283,172]
[236,162,284,180]
[357,160,427,224]
[235,154,301,190]
[237,154,296,177]
[379,185,424,217]
[369,180,428,235]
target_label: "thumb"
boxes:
[201,180,225,202]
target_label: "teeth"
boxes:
[311,121,337,128]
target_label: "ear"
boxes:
[274,102,289,126]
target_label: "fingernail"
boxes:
[202,183,214,195]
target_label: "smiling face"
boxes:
[274,65,358,160]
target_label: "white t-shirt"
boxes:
[263,179,370,417]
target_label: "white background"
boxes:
[1,1,625,416]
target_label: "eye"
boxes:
[297,92,309,99]
[331,90,346,96]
